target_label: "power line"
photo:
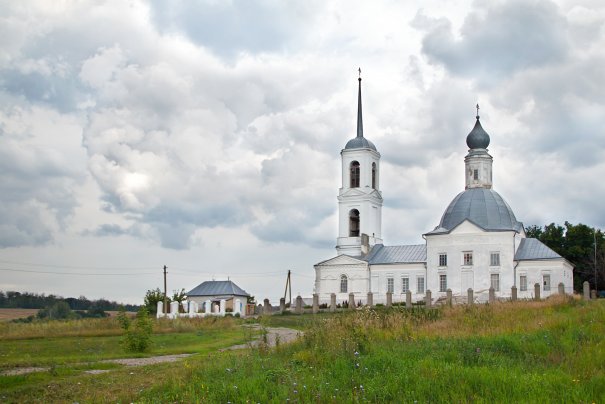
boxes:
[0,267,158,276]
[0,259,156,271]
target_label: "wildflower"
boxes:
[356,363,360,368]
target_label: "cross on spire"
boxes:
[476,103,480,119]
[358,67,361,79]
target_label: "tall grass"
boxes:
[0,315,238,340]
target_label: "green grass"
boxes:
[0,328,248,368]
[1,298,604,403]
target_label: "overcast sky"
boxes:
[1,0,604,304]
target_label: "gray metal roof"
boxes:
[466,116,490,149]
[344,136,377,151]
[427,188,523,235]
[364,244,427,264]
[187,280,250,297]
[514,238,562,261]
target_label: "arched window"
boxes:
[372,162,377,189]
[350,161,360,188]
[340,275,348,293]
[349,209,360,237]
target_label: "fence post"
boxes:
[312,294,319,314]
[446,289,452,307]
[296,295,303,314]
[467,288,473,305]
[583,281,590,300]
[279,297,286,313]
[263,299,272,315]
[488,287,495,303]
[386,292,392,308]
[534,283,541,301]
[425,290,432,308]
[406,290,412,308]
[511,286,517,301]
[156,301,163,318]
[330,293,336,312]
[367,292,373,308]
[558,282,565,295]
[349,293,355,309]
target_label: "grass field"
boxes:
[0,309,39,321]
[1,297,604,402]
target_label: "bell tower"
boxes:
[336,71,383,256]
[465,104,493,189]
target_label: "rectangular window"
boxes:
[439,274,447,292]
[387,277,394,293]
[473,169,479,180]
[439,253,447,267]
[519,275,527,291]
[490,274,500,292]
[417,277,425,294]
[490,252,500,266]
[543,275,551,291]
[402,277,409,293]
[463,252,473,266]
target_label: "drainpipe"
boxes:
[513,233,518,286]
[422,234,428,291]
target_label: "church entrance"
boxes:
[461,271,474,293]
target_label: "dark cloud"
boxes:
[413,0,569,82]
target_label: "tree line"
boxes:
[0,291,140,312]
[526,222,604,291]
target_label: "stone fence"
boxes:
[260,281,595,316]
[157,281,596,318]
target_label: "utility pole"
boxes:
[163,265,168,315]
[283,270,292,305]
[594,230,598,292]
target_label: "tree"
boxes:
[172,288,187,313]
[526,222,605,292]
[144,288,169,314]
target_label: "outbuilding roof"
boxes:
[514,238,562,261]
[364,244,427,264]
[187,280,250,297]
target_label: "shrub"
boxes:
[121,307,153,352]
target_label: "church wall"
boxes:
[314,262,369,304]
[515,259,574,298]
[426,224,517,301]
[369,263,426,304]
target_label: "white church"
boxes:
[313,76,574,304]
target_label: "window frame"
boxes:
[438,253,447,267]
[340,275,348,294]
[519,275,527,291]
[490,252,500,267]
[463,251,473,266]
[401,277,409,293]
[473,169,479,180]
[417,276,425,294]
[543,274,551,292]
[387,277,394,294]
[439,274,447,292]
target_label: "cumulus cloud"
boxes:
[413,0,570,82]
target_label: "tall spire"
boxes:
[357,67,363,138]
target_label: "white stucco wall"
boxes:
[516,259,574,298]
[426,221,517,300]
[369,263,426,304]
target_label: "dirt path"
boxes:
[1,326,302,376]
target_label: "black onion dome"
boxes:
[466,117,490,149]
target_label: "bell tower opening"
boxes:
[372,162,377,189]
[349,209,360,237]
[350,161,360,188]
